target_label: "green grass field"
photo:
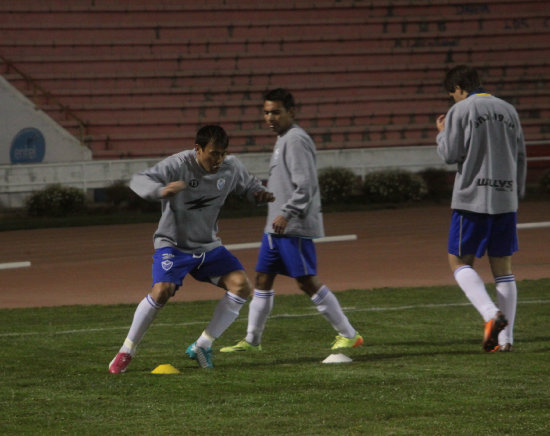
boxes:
[1,279,549,435]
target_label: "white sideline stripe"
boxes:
[518,221,550,230]
[1,298,549,338]
[0,237,357,269]
[226,234,357,251]
[0,261,31,270]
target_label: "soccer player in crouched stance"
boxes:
[436,65,526,352]
[221,88,363,354]
[109,125,274,373]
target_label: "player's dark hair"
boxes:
[443,65,482,93]
[195,125,229,150]
[263,88,295,111]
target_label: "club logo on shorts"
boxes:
[189,179,199,188]
[217,178,226,191]
[161,260,173,271]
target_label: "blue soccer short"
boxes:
[152,246,244,291]
[255,233,317,278]
[448,210,518,258]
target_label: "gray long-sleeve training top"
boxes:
[437,93,526,214]
[265,124,324,238]
[131,150,266,253]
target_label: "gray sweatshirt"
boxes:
[437,93,526,214]
[131,150,266,253]
[265,124,324,238]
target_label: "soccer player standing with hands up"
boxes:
[436,65,526,352]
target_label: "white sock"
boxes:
[120,294,163,356]
[198,292,246,349]
[454,266,499,322]
[311,285,356,338]
[195,330,215,350]
[245,289,275,346]
[495,275,517,345]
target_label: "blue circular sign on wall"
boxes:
[10,128,46,164]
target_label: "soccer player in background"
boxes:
[436,65,526,352]
[108,125,274,372]
[221,88,363,353]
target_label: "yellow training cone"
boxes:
[151,364,180,374]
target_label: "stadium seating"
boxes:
[0,0,548,171]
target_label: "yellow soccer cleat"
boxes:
[220,339,262,353]
[331,332,364,350]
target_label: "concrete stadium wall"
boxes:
[0,76,91,166]
[0,146,452,208]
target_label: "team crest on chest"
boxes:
[189,179,199,188]
[217,178,226,190]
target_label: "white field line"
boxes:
[1,298,549,338]
[517,221,550,230]
[0,236,357,269]
[0,261,31,270]
[0,221,545,268]
[226,234,357,251]
[0,223,544,269]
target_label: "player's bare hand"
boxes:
[161,181,187,198]
[255,190,275,203]
[436,114,446,132]
[272,215,288,234]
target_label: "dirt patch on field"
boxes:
[1,202,549,308]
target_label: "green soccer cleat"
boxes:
[331,332,364,350]
[220,339,262,353]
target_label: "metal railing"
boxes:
[0,55,88,144]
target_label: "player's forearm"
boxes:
[517,152,527,199]
[281,189,312,219]
[242,177,267,203]
[436,131,463,165]
[130,173,165,201]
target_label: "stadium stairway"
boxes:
[0,0,549,175]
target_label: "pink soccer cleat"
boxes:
[109,352,132,373]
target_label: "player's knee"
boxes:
[297,281,315,295]
[255,272,274,290]
[151,282,175,305]
[489,256,513,277]
[223,271,252,298]
[296,275,322,296]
